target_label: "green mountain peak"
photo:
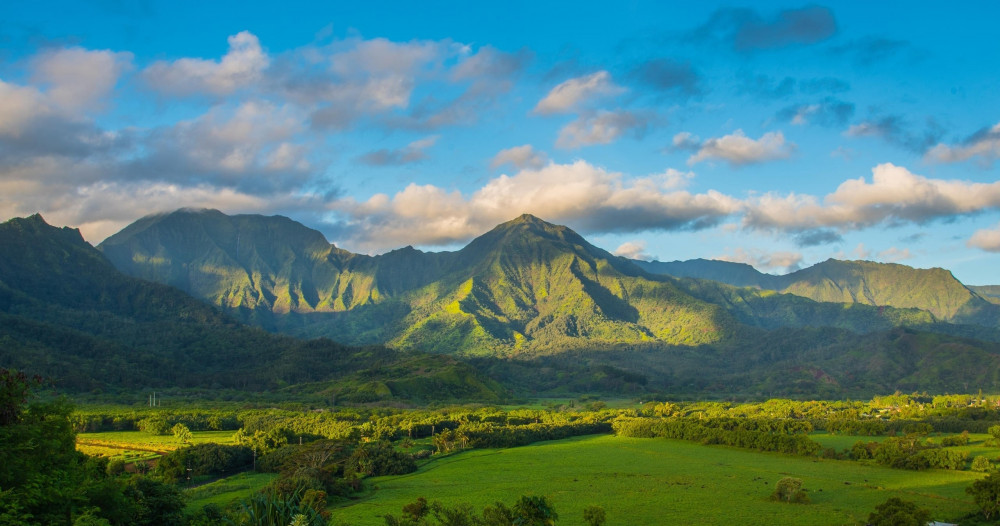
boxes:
[97,210,734,354]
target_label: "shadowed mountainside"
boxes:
[637,258,1000,327]
[0,214,505,401]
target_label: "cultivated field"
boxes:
[331,434,982,526]
[75,430,237,462]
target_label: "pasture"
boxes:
[330,434,982,526]
[184,472,279,511]
[75,430,237,462]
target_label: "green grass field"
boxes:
[76,430,237,460]
[184,472,278,511]
[330,434,983,526]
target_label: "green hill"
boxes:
[971,285,1000,305]
[0,215,505,402]
[637,258,1000,327]
[101,211,735,355]
[9,212,1000,398]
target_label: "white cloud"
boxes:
[925,122,1000,167]
[671,131,701,150]
[555,110,650,149]
[143,31,269,96]
[877,246,912,262]
[716,248,803,273]
[744,163,1000,231]
[490,145,547,170]
[687,130,795,166]
[533,71,624,115]
[853,243,870,259]
[0,45,130,140]
[450,45,530,83]
[614,240,653,260]
[31,47,132,111]
[134,100,311,191]
[969,224,1000,252]
[0,80,51,136]
[329,160,740,252]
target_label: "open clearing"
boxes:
[75,430,237,461]
[331,434,982,526]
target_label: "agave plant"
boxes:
[224,488,326,526]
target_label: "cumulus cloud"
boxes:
[144,31,268,96]
[744,163,1000,232]
[31,47,133,111]
[877,246,912,262]
[0,80,54,137]
[968,224,1000,252]
[556,110,651,149]
[533,71,624,115]
[451,45,532,83]
[670,131,701,151]
[716,248,803,273]
[614,240,654,261]
[0,34,540,245]
[0,49,135,164]
[687,130,795,166]
[490,145,547,170]
[852,243,871,260]
[925,122,1000,167]
[128,100,312,192]
[327,160,740,251]
[358,135,439,166]
[692,6,837,52]
[287,38,526,131]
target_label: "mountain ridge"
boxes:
[100,210,735,354]
[8,211,1000,397]
[636,257,1000,327]
[96,208,1000,356]
[0,214,507,401]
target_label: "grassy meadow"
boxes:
[184,472,279,511]
[76,430,237,461]
[331,434,982,526]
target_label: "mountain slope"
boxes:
[971,285,1000,305]
[385,214,734,354]
[637,258,1000,327]
[101,211,736,355]
[10,212,1000,398]
[0,215,505,401]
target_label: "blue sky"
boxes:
[2,1,1000,284]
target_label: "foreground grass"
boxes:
[331,434,981,526]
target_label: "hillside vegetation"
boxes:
[100,211,735,355]
[638,258,1000,327]
[0,215,505,401]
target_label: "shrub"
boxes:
[972,455,993,472]
[867,497,930,526]
[770,477,809,504]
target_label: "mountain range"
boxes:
[637,258,1000,327]
[4,208,1000,398]
[0,214,505,402]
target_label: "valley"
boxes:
[4,211,1000,525]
